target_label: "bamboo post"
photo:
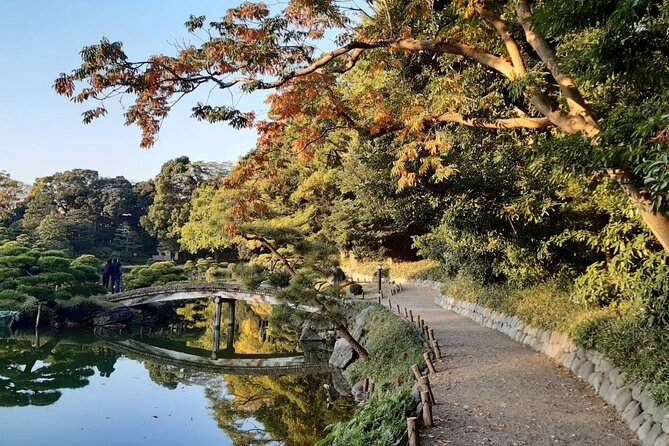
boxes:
[423,352,437,375]
[35,301,43,329]
[407,417,419,446]
[419,376,435,405]
[421,390,433,427]
[411,364,423,382]
[432,340,442,359]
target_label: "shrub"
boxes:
[0,290,27,301]
[232,263,266,290]
[315,388,415,446]
[267,270,291,288]
[349,283,363,295]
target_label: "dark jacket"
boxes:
[111,261,122,278]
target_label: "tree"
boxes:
[56,0,669,252]
[21,169,155,258]
[0,171,26,225]
[140,157,228,259]
[181,174,370,359]
[111,222,143,259]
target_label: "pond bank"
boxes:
[318,301,429,445]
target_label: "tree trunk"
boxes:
[336,323,369,360]
[609,169,669,253]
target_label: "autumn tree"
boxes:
[55,0,669,254]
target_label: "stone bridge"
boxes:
[106,282,316,312]
[107,338,327,376]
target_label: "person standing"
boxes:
[102,259,113,292]
[111,258,122,294]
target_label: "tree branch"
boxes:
[434,112,551,129]
[474,5,526,76]
[515,0,600,136]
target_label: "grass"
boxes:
[317,304,427,446]
[341,258,442,282]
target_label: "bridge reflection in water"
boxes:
[102,282,326,373]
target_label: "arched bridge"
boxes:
[106,338,328,376]
[106,282,316,312]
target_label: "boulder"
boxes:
[329,338,356,369]
[330,368,351,397]
[355,306,375,327]
[93,307,137,327]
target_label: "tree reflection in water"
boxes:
[0,332,119,407]
[206,373,353,446]
[0,300,353,444]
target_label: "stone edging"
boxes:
[431,290,669,446]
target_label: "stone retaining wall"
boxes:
[433,291,669,446]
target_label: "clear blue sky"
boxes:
[0,0,264,184]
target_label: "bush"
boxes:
[232,263,266,290]
[267,270,291,288]
[71,254,100,269]
[0,290,27,301]
[349,283,363,295]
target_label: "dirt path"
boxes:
[388,283,639,446]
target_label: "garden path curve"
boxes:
[389,283,639,446]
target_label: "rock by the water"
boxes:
[93,307,138,327]
[300,326,323,342]
[351,380,368,403]
[329,338,356,369]
[330,367,351,396]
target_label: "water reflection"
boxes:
[0,301,352,445]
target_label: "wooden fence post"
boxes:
[407,417,419,446]
[423,352,437,375]
[421,391,433,428]
[416,314,421,328]
[411,364,423,382]
[409,310,414,323]
[428,328,435,342]
[419,376,435,405]
[432,340,442,359]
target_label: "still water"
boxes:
[0,301,353,446]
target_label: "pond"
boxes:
[0,300,353,446]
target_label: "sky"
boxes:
[0,0,266,184]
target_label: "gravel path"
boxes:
[388,283,639,446]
